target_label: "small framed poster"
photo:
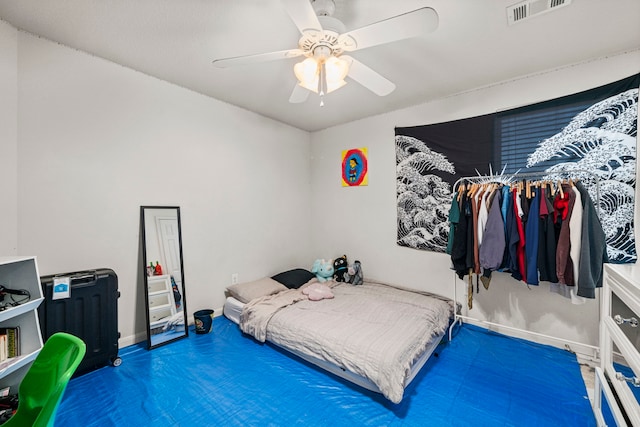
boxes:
[341,147,368,187]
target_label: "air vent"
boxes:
[507,0,572,25]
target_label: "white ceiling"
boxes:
[1,0,638,132]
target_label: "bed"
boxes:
[223,270,455,403]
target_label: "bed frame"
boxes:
[223,296,446,395]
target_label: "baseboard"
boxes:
[119,305,224,348]
[459,316,599,362]
[119,331,147,348]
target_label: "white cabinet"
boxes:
[594,264,640,426]
[146,275,177,333]
[0,256,44,393]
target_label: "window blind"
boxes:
[497,101,592,174]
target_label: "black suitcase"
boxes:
[38,269,121,376]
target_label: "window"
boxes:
[497,101,592,175]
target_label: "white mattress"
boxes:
[223,296,244,325]
[222,295,444,394]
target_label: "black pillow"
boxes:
[271,268,316,289]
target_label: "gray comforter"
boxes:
[240,280,453,403]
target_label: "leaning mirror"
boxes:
[140,206,188,349]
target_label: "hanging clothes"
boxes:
[569,185,583,284]
[501,185,510,237]
[476,188,491,289]
[555,184,576,286]
[477,189,490,248]
[471,189,482,275]
[446,196,460,255]
[537,186,558,283]
[479,188,505,288]
[449,175,606,302]
[568,185,586,304]
[501,185,514,272]
[506,187,521,279]
[524,188,540,285]
[519,183,531,228]
[575,181,609,298]
[465,192,476,279]
[451,192,472,279]
[513,187,527,283]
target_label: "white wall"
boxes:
[4,21,639,354]
[310,50,640,356]
[0,20,18,255]
[15,32,313,345]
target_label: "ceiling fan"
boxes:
[212,0,438,105]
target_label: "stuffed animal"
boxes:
[311,259,334,283]
[302,282,334,301]
[333,255,349,282]
[345,260,363,286]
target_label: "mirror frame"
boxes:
[140,206,189,349]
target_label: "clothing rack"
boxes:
[447,169,602,359]
[451,168,601,218]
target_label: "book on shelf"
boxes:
[0,327,20,362]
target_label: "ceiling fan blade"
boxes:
[289,83,311,103]
[342,56,395,96]
[212,49,304,68]
[281,0,323,34]
[337,7,438,52]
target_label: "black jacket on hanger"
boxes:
[451,192,472,279]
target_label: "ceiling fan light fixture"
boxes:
[325,78,346,94]
[213,2,440,103]
[294,57,320,91]
[298,76,320,93]
[324,56,348,85]
[294,54,348,95]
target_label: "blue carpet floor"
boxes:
[56,317,595,426]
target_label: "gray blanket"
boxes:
[240,280,453,403]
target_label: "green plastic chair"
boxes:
[4,332,86,427]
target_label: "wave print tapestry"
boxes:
[395,73,639,263]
